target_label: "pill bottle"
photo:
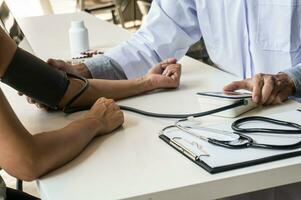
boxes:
[69,20,90,57]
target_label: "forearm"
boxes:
[0,86,100,180]
[89,77,154,100]
[71,77,154,108]
[31,118,99,178]
[2,118,99,181]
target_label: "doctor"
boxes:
[49,0,301,107]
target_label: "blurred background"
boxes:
[5,0,213,64]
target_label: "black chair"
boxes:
[76,0,130,28]
[137,0,152,16]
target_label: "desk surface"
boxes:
[8,12,301,200]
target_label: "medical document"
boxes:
[161,110,301,173]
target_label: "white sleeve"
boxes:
[105,0,202,79]
[283,64,301,97]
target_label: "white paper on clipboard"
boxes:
[162,110,301,169]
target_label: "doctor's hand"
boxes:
[20,59,93,110]
[144,58,181,89]
[223,73,295,106]
[47,59,92,78]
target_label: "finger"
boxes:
[160,59,178,69]
[162,68,168,76]
[278,91,290,103]
[27,97,36,104]
[163,64,179,76]
[108,102,120,111]
[163,76,178,88]
[265,78,286,105]
[171,72,180,81]
[47,58,60,66]
[160,58,177,65]
[104,99,114,106]
[47,59,66,70]
[93,98,107,110]
[40,106,50,112]
[252,74,264,104]
[116,110,124,117]
[166,70,174,77]
[91,99,107,112]
[18,92,23,96]
[36,103,47,109]
[171,75,180,87]
[97,97,107,103]
[272,95,283,105]
[103,100,116,111]
[265,87,279,106]
[150,63,165,74]
[117,111,125,124]
[223,79,252,92]
[261,76,276,105]
[163,69,172,77]
[114,103,121,111]
[166,64,180,71]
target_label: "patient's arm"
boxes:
[66,61,181,108]
[31,58,181,110]
[0,90,123,181]
[0,27,124,181]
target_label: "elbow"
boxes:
[5,154,44,182]
[17,154,45,181]
[16,164,41,182]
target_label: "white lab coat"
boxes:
[106,0,301,79]
[105,0,301,199]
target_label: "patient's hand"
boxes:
[223,73,295,106]
[144,58,181,89]
[83,98,124,135]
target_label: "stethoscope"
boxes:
[118,96,301,150]
[161,116,301,150]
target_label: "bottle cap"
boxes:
[71,20,85,28]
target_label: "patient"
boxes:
[0,25,181,200]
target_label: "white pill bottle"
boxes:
[69,20,90,57]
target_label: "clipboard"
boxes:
[159,110,301,174]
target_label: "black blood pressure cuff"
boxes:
[1,48,69,109]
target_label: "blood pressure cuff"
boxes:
[1,48,69,109]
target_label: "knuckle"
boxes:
[232,81,240,85]
[254,75,263,83]
[96,98,107,104]
[266,76,275,83]
[256,73,263,78]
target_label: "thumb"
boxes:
[160,58,177,68]
[47,59,66,70]
[223,80,252,92]
[165,58,177,64]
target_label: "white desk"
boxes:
[7,12,301,200]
